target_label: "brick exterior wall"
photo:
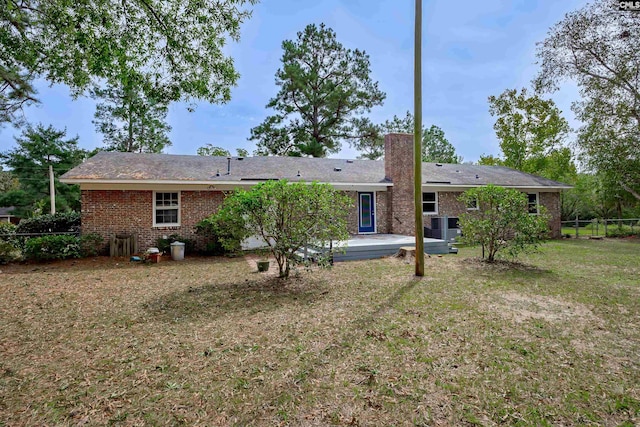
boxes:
[382,134,562,239]
[384,133,415,235]
[540,192,561,238]
[81,190,224,252]
[345,191,390,234]
[422,191,562,239]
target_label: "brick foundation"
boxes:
[81,190,224,252]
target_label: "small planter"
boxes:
[257,260,270,272]
[148,253,161,263]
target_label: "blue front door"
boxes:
[358,192,375,233]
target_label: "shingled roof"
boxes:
[60,151,571,189]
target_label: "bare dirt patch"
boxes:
[486,290,599,324]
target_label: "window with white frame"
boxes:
[527,193,539,214]
[154,192,180,226]
[466,197,479,210]
[422,192,438,214]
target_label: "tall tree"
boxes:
[353,111,462,163]
[250,23,385,157]
[0,0,256,127]
[422,125,462,164]
[92,77,171,153]
[197,145,230,157]
[0,124,88,216]
[487,88,573,181]
[0,166,18,193]
[196,145,249,157]
[534,0,640,200]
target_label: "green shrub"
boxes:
[196,214,244,255]
[458,185,550,262]
[155,234,195,255]
[80,233,105,257]
[16,212,81,234]
[606,225,640,238]
[0,222,17,235]
[24,235,81,261]
[0,241,21,264]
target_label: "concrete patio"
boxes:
[331,234,452,262]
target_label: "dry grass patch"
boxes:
[0,239,639,426]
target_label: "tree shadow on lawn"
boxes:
[142,275,329,322]
[462,257,555,276]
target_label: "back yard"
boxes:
[0,239,639,426]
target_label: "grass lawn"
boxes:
[1,239,639,426]
[561,226,606,238]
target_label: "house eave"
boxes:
[421,183,572,192]
[60,178,392,192]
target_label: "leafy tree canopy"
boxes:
[534,0,640,200]
[92,76,171,153]
[196,145,250,157]
[0,124,89,216]
[458,185,550,262]
[0,165,19,193]
[1,0,256,126]
[486,88,574,182]
[210,180,351,278]
[353,111,462,163]
[197,145,231,157]
[250,23,385,157]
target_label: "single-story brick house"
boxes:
[60,134,570,250]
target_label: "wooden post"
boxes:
[110,235,115,257]
[413,0,424,277]
[575,214,579,239]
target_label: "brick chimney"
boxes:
[384,133,416,235]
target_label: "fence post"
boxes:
[575,214,579,239]
[604,219,607,237]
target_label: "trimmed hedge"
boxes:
[24,235,81,261]
[23,233,104,261]
[0,241,21,264]
[16,212,80,234]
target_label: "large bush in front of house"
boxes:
[16,211,81,234]
[210,180,352,278]
[458,185,550,262]
[196,214,245,256]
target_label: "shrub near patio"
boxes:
[458,185,550,261]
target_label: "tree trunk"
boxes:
[619,181,640,201]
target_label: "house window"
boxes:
[527,193,539,214]
[154,192,180,226]
[466,197,479,210]
[422,192,438,214]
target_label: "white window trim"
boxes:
[466,197,479,211]
[153,191,181,227]
[527,192,539,215]
[422,191,438,215]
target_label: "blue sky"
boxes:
[0,0,586,162]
